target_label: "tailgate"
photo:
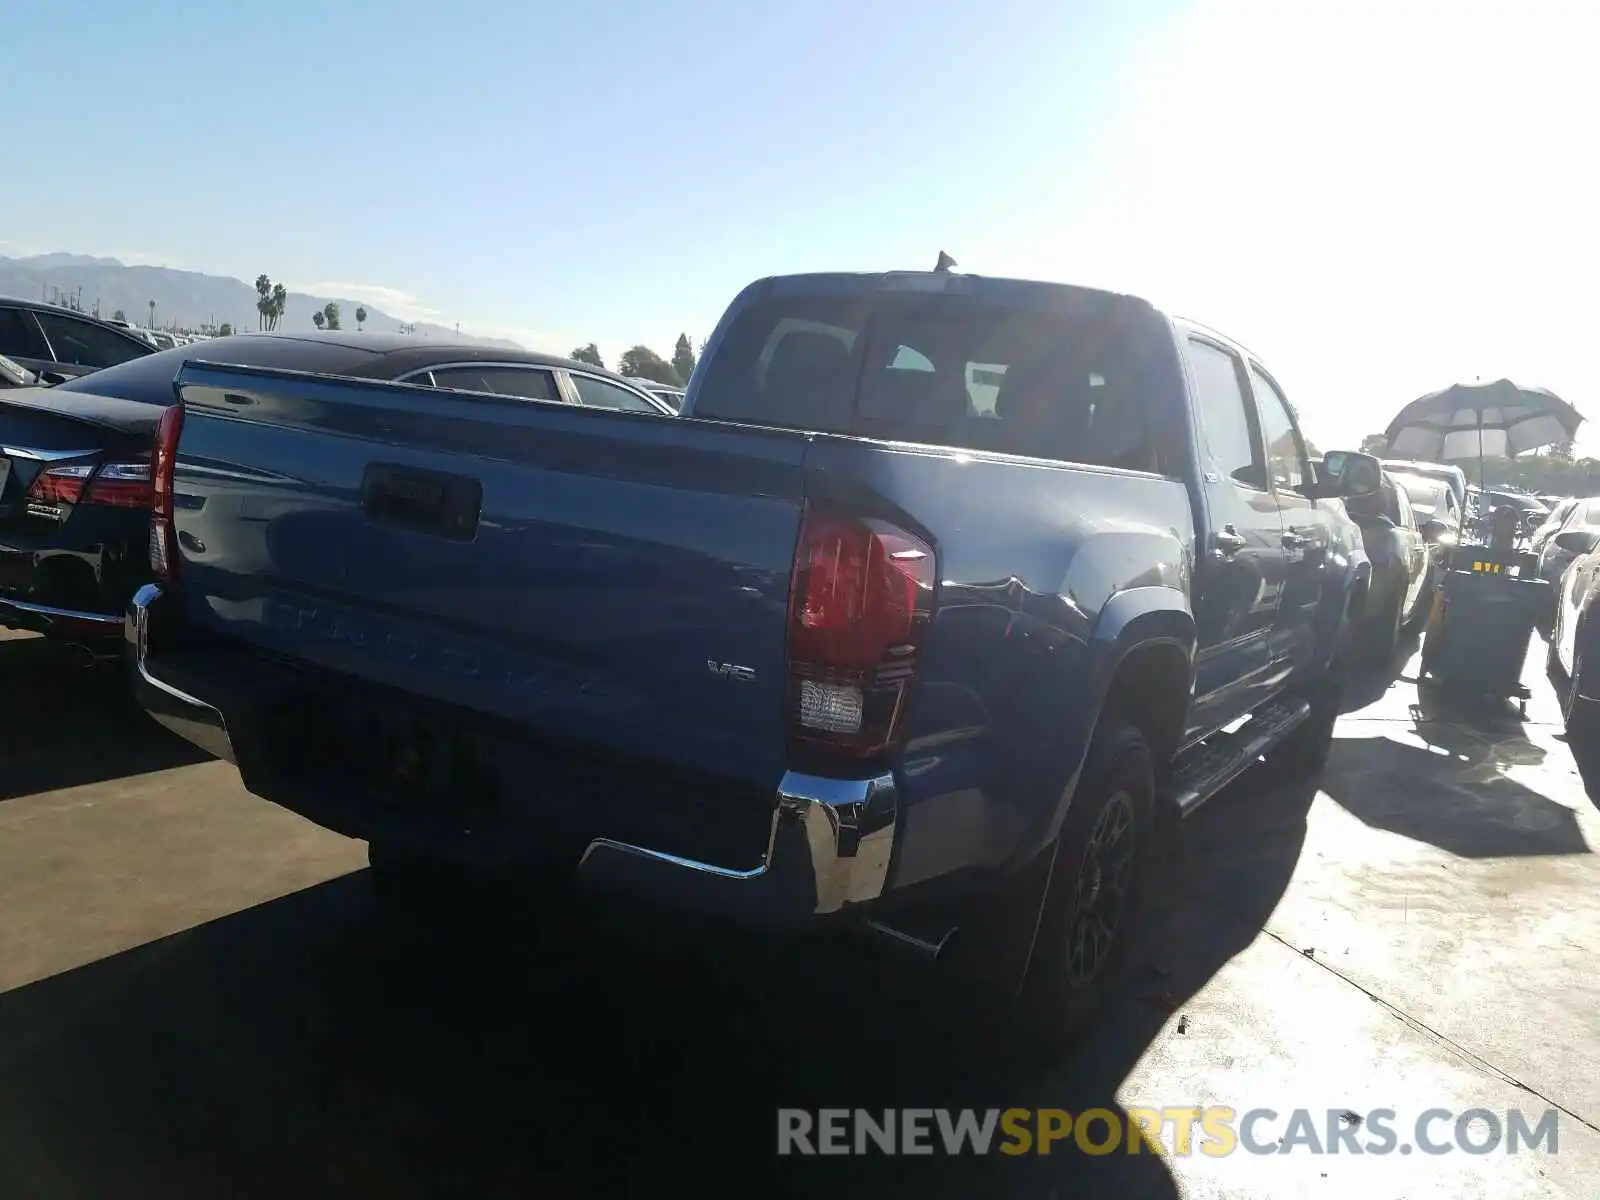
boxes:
[169,362,809,787]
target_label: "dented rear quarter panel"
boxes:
[798,436,1196,899]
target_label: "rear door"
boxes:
[1183,335,1286,739]
[1247,362,1329,671]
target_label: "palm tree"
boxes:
[270,283,287,331]
[355,306,367,331]
[255,274,272,330]
[147,300,156,327]
[312,311,325,330]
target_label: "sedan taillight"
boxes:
[24,454,153,519]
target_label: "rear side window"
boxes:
[569,373,664,413]
[34,311,150,368]
[0,306,50,360]
[693,290,1183,474]
[428,365,558,403]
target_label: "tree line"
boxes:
[249,270,697,382]
[570,334,700,388]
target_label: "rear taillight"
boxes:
[86,458,154,507]
[24,455,153,517]
[785,508,936,759]
[149,404,184,582]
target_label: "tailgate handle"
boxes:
[360,463,481,540]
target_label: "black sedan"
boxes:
[1345,470,1432,658]
[0,296,155,384]
[0,332,675,651]
[1548,528,1600,799]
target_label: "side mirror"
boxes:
[0,354,38,388]
[1554,528,1600,556]
[1319,450,1383,499]
[1421,518,1451,543]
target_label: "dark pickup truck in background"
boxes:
[129,269,1373,1051]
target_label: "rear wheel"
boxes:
[1360,584,1402,662]
[974,722,1156,1060]
[1547,604,1568,692]
[1404,567,1434,632]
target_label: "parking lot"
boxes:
[2,626,1599,1198]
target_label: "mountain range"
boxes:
[0,253,520,350]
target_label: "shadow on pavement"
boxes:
[0,635,211,800]
[1320,688,1588,858]
[1340,630,1422,714]
[0,769,1321,1198]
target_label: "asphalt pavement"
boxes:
[1,626,1597,1198]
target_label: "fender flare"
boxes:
[1028,586,1196,856]
[1091,586,1198,692]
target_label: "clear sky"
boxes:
[4,0,1596,453]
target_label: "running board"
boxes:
[1168,697,1312,816]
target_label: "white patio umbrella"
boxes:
[1384,379,1583,486]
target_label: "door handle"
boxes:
[1213,525,1246,557]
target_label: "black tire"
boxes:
[1003,723,1156,1059]
[1547,609,1567,691]
[1404,570,1434,633]
[1259,614,1351,785]
[1560,618,1586,726]
[1360,586,1402,662]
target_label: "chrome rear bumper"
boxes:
[126,583,898,922]
[127,583,235,762]
[2,595,123,638]
[575,771,897,919]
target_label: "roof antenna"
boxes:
[934,251,957,273]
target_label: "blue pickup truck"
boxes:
[128,270,1373,1051]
